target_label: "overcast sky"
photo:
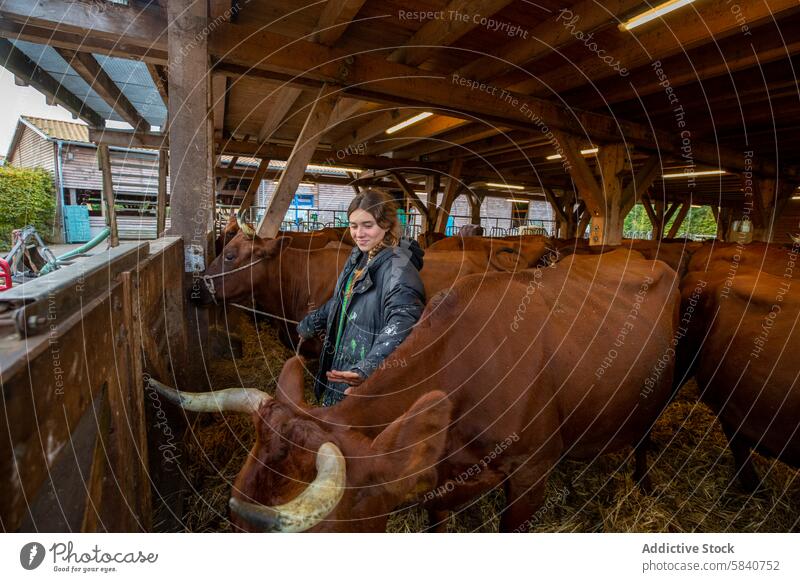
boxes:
[0,67,86,156]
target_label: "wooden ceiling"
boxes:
[1,0,799,204]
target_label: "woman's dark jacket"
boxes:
[297,238,426,405]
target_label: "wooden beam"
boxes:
[425,174,440,233]
[257,84,341,237]
[392,125,506,159]
[56,48,149,131]
[571,16,800,110]
[330,108,406,153]
[0,0,167,60]
[434,158,464,233]
[88,128,168,149]
[592,143,627,246]
[238,158,270,213]
[156,149,168,237]
[391,171,427,216]
[256,87,303,143]
[456,0,642,82]
[98,144,119,247]
[667,202,691,238]
[146,63,168,106]
[543,186,569,224]
[621,155,661,215]
[0,39,104,127]
[553,130,603,212]
[388,0,516,67]
[313,0,368,46]
[512,0,800,98]
[663,201,682,226]
[640,192,659,235]
[367,116,469,156]
[165,0,214,266]
[212,74,227,140]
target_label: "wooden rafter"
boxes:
[434,158,464,233]
[238,158,270,212]
[512,0,799,97]
[388,0,515,67]
[368,116,469,156]
[56,48,149,131]
[257,83,341,237]
[0,39,104,127]
[256,87,303,143]
[313,0,368,46]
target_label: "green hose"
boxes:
[39,228,111,276]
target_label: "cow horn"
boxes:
[237,214,256,238]
[147,377,271,414]
[229,442,346,532]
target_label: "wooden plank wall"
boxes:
[0,237,188,532]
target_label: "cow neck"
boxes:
[275,248,312,322]
[316,329,441,438]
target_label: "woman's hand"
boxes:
[326,370,364,386]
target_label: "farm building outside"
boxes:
[0,0,798,577]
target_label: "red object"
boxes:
[0,258,11,291]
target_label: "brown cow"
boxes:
[156,250,679,532]
[428,234,557,269]
[201,233,522,353]
[676,241,800,490]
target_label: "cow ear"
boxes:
[370,391,452,501]
[256,236,293,259]
[275,355,307,407]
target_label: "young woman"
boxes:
[297,190,426,406]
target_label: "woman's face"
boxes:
[349,208,388,252]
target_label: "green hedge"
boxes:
[0,166,56,252]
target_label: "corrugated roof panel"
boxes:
[94,54,167,127]
[11,40,122,122]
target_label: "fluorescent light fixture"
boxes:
[620,0,696,31]
[792,195,800,200]
[306,164,364,173]
[486,182,524,190]
[690,204,702,208]
[506,198,529,203]
[386,112,433,134]
[661,169,726,179]
[546,147,598,160]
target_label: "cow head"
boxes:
[149,357,452,532]
[198,218,292,304]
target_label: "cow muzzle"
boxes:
[229,442,346,533]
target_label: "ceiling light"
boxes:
[546,147,598,160]
[792,195,800,200]
[661,169,726,179]
[306,164,364,173]
[506,199,529,203]
[620,0,696,31]
[486,182,524,190]
[386,112,433,134]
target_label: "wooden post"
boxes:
[257,84,340,238]
[165,0,214,390]
[424,174,440,234]
[434,158,464,233]
[594,143,626,246]
[98,144,119,247]
[238,158,270,214]
[156,149,168,238]
[469,191,482,225]
[666,201,691,238]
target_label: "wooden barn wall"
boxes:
[8,125,55,173]
[0,237,187,532]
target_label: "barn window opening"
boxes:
[510,200,529,228]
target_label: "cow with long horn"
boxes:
[152,249,679,532]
